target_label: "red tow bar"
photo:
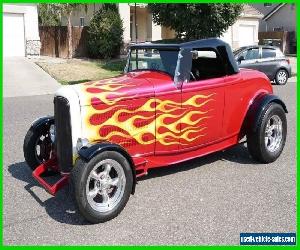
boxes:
[32,157,69,196]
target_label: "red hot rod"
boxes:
[24,39,287,223]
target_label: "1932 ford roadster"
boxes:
[24,39,287,223]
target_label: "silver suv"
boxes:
[234,46,292,85]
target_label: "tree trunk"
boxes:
[67,11,73,58]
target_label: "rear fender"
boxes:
[242,94,288,134]
[78,142,136,194]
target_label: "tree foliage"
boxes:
[148,4,243,40]
[87,4,123,59]
[38,4,60,26]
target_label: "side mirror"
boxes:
[237,55,245,63]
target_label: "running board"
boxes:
[32,158,69,196]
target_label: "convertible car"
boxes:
[23,38,287,223]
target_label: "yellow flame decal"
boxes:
[82,79,215,146]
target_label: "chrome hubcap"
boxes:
[264,115,283,152]
[277,71,287,84]
[86,159,126,213]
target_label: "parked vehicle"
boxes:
[234,45,291,85]
[24,39,287,223]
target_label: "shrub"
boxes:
[87,5,123,59]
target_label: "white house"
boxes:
[3,4,40,57]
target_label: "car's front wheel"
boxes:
[71,151,133,223]
[247,103,287,163]
[23,122,54,171]
[275,69,288,85]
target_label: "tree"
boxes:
[87,4,123,59]
[38,4,60,26]
[148,4,243,40]
[39,4,87,58]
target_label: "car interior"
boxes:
[190,48,226,81]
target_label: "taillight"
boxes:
[286,59,290,64]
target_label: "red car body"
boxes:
[75,68,272,177]
[25,39,287,223]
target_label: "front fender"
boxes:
[78,142,136,194]
[243,94,288,133]
[30,116,54,131]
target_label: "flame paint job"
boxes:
[72,69,272,172]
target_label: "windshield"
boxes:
[127,48,179,77]
[233,47,246,56]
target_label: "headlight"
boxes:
[76,138,89,151]
[49,124,56,142]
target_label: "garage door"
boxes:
[238,25,255,47]
[3,13,25,57]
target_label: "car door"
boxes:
[179,49,225,150]
[258,47,278,78]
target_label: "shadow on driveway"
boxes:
[7,143,257,225]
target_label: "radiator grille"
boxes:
[54,96,73,173]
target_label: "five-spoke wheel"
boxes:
[71,151,133,223]
[247,103,287,163]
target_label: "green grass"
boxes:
[36,58,127,85]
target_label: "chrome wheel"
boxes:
[264,115,283,152]
[86,159,126,213]
[276,70,287,84]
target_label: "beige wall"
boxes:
[61,4,102,27]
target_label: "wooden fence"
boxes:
[39,26,88,58]
[258,31,293,54]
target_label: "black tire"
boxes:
[275,69,288,85]
[23,123,53,171]
[247,103,287,163]
[71,151,133,223]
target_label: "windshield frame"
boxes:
[125,47,180,77]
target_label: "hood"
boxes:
[71,71,156,107]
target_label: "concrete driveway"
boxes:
[3,57,60,97]
[3,78,296,245]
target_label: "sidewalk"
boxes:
[3,57,61,98]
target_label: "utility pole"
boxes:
[134,3,138,43]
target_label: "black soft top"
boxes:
[129,38,239,75]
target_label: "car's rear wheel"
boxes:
[71,151,133,223]
[275,69,288,85]
[247,103,287,163]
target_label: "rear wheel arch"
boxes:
[240,94,288,137]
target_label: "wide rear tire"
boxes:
[247,103,287,163]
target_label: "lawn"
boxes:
[36,57,127,85]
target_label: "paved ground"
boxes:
[3,78,296,245]
[3,57,60,98]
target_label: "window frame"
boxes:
[261,47,277,59]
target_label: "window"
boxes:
[243,48,259,60]
[264,3,272,7]
[262,48,276,58]
[190,48,226,81]
[80,17,85,27]
[128,49,179,76]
